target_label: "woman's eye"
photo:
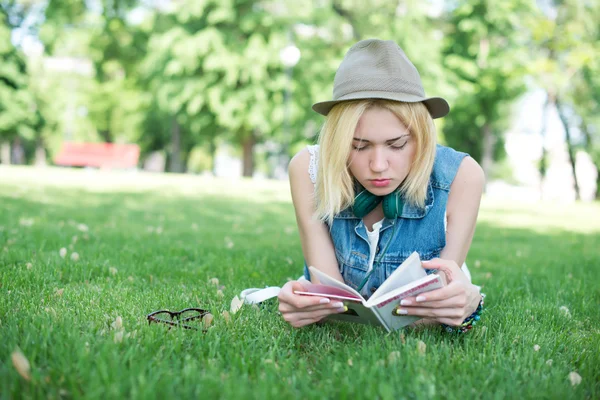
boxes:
[352,146,368,151]
[390,142,408,150]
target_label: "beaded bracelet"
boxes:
[442,293,485,333]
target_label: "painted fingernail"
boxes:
[395,308,408,315]
[337,306,348,313]
[332,302,344,308]
[319,298,330,304]
[416,295,426,302]
[400,299,411,306]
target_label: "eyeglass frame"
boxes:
[146,307,209,331]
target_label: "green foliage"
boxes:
[136,0,305,172]
[37,0,147,149]
[187,144,213,173]
[441,0,533,162]
[528,0,600,195]
[553,1,600,190]
[1,0,599,181]
[0,9,36,142]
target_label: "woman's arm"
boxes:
[393,156,485,326]
[277,148,348,327]
[440,156,485,266]
[288,148,344,283]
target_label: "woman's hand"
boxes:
[278,280,348,328]
[393,258,481,326]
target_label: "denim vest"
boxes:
[303,145,468,298]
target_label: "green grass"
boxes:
[1,166,599,399]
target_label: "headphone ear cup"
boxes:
[353,190,381,218]
[382,192,404,219]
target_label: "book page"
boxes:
[368,274,442,307]
[308,266,365,301]
[295,283,363,302]
[307,267,387,328]
[326,302,387,327]
[369,252,427,302]
[369,274,444,331]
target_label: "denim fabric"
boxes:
[303,145,468,298]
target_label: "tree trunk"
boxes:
[332,2,362,40]
[169,117,183,173]
[539,92,553,199]
[99,129,113,143]
[1,142,10,164]
[480,122,494,191]
[579,122,600,200]
[555,99,580,200]
[209,137,217,176]
[242,134,255,177]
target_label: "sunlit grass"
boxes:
[1,166,599,399]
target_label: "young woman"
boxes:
[277,39,485,330]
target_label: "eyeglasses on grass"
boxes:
[146,307,209,331]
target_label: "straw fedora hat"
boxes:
[312,39,449,119]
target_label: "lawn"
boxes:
[1,166,599,399]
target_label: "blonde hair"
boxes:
[315,99,437,224]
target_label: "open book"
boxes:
[294,252,444,332]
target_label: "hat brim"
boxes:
[312,91,450,119]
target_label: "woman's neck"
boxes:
[363,203,384,232]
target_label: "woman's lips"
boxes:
[370,179,391,188]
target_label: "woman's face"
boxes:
[348,107,416,196]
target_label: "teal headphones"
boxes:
[352,186,405,292]
[353,188,405,219]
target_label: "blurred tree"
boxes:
[87,0,144,143]
[40,0,146,149]
[139,0,300,175]
[574,62,600,199]
[441,0,534,185]
[0,4,37,164]
[531,0,600,200]
[139,0,446,175]
[138,5,218,173]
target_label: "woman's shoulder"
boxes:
[431,145,474,190]
[289,147,319,206]
[453,156,485,190]
[289,145,319,185]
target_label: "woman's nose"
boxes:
[370,147,388,172]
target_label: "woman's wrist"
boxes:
[442,293,485,334]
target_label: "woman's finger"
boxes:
[283,305,347,327]
[403,282,465,304]
[277,281,332,309]
[279,299,347,313]
[291,317,322,328]
[422,258,465,283]
[398,293,468,309]
[392,305,466,320]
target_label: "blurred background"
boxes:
[1,0,598,201]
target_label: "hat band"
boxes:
[333,76,425,100]
[334,90,427,104]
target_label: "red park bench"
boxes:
[54,142,140,169]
